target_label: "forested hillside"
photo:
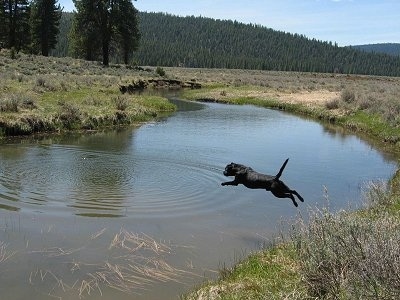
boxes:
[352,43,400,57]
[53,12,400,76]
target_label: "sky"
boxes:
[59,0,399,46]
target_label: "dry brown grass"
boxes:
[291,182,400,299]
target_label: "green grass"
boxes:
[342,111,400,144]
[183,244,306,300]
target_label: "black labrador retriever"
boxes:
[221,158,304,207]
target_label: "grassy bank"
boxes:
[0,50,175,137]
[183,173,400,300]
[180,81,400,150]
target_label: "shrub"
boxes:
[36,77,46,87]
[357,94,375,110]
[382,98,400,125]
[341,88,356,103]
[0,94,37,112]
[291,184,400,299]
[112,95,130,111]
[58,102,82,129]
[0,97,19,112]
[325,98,340,110]
[156,66,166,77]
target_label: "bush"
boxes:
[112,95,130,111]
[341,88,356,103]
[36,77,46,87]
[58,102,82,129]
[325,98,340,110]
[0,97,19,112]
[156,66,166,77]
[0,94,37,112]
[291,184,400,299]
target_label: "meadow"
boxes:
[0,50,175,137]
[1,51,400,299]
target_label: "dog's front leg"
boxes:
[221,180,239,186]
[221,174,243,186]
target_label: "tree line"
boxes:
[0,0,62,56]
[52,12,400,76]
[130,13,400,76]
[0,0,140,66]
[3,5,400,76]
[353,43,400,57]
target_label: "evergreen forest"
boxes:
[352,43,400,57]
[6,7,400,77]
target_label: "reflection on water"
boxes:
[0,99,398,299]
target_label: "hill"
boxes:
[52,12,400,76]
[351,43,400,57]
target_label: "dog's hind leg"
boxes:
[270,189,298,207]
[291,190,304,202]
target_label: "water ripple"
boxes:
[0,143,229,218]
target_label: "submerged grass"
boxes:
[27,228,190,298]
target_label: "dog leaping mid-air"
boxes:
[221,158,304,207]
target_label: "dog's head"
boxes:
[223,163,249,176]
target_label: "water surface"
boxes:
[0,99,397,299]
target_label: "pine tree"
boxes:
[70,0,100,61]
[114,0,140,64]
[0,0,6,47]
[30,0,62,56]
[71,0,140,66]
[1,0,30,51]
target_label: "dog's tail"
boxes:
[275,158,289,179]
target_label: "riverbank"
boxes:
[178,73,400,299]
[179,71,400,152]
[0,50,176,137]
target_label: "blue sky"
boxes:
[59,0,399,46]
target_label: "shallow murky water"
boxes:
[0,99,397,299]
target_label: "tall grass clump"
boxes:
[0,96,19,112]
[341,88,356,104]
[0,94,37,112]
[291,183,400,299]
[112,95,130,111]
[58,101,82,129]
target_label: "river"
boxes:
[0,98,397,299]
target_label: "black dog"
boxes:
[221,158,304,207]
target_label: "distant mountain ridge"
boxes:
[351,43,400,57]
[52,12,400,76]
